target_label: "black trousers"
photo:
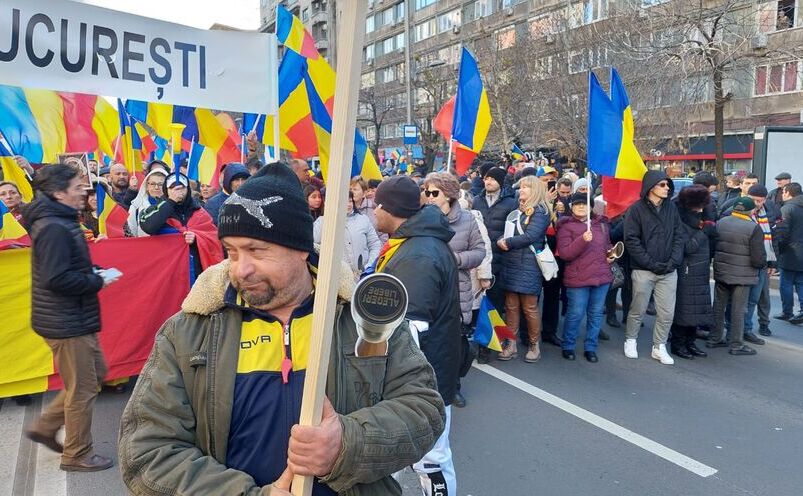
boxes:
[541,259,567,339]
[669,324,697,349]
[604,273,632,323]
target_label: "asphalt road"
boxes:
[3,289,802,496]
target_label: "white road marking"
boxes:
[473,363,719,478]
[34,437,67,496]
[0,401,26,495]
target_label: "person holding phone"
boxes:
[22,164,120,472]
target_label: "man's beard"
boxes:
[115,179,129,189]
[233,278,278,308]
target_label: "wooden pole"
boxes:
[292,1,367,495]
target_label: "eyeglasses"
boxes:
[656,182,670,188]
[424,190,441,198]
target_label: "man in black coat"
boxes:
[472,166,518,360]
[22,164,118,472]
[708,197,766,355]
[776,182,803,324]
[373,175,461,496]
[623,170,685,365]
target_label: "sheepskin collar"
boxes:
[182,257,356,316]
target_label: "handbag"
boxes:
[514,211,559,281]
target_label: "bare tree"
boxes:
[357,85,394,154]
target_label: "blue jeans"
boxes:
[780,269,803,316]
[562,284,610,352]
[744,269,769,332]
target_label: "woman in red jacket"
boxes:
[556,193,616,362]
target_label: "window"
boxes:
[502,0,526,7]
[583,0,608,24]
[416,0,436,10]
[358,102,371,116]
[757,0,797,33]
[366,15,375,33]
[395,2,406,21]
[382,125,395,139]
[462,0,493,22]
[361,71,375,88]
[381,37,394,54]
[395,32,406,49]
[535,56,554,79]
[568,47,608,74]
[496,26,516,50]
[302,8,309,22]
[379,63,405,83]
[754,61,800,95]
[438,43,461,65]
[438,9,461,33]
[365,126,376,142]
[364,44,375,61]
[414,18,437,42]
[529,14,557,38]
[382,7,394,26]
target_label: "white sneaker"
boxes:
[651,344,675,365]
[624,339,638,359]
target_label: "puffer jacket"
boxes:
[118,259,445,496]
[673,209,715,327]
[473,187,518,272]
[623,170,684,274]
[714,213,766,285]
[379,205,461,406]
[22,194,104,339]
[313,211,382,274]
[499,205,550,295]
[445,204,486,324]
[776,195,803,270]
[469,210,493,311]
[556,214,613,288]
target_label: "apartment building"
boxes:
[260,0,803,171]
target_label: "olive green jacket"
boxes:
[118,260,445,495]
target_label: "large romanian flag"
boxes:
[474,295,517,352]
[0,85,118,163]
[275,5,381,181]
[451,48,492,175]
[96,184,128,238]
[587,68,647,218]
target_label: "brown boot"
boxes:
[60,454,113,472]
[498,341,518,361]
[524,342,541,363]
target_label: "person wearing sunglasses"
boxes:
[622,170,685,365]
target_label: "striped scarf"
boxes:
[751,207,776,262]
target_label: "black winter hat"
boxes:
[217,162,314,252]
[570,191,594,209]
[374,175,421,219]
[747,184,768,197]
[484,166,507,187]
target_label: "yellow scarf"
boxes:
[375,238,407,273]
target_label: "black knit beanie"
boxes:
[484,166,507,188]
[374,175,421,218]
[218,162,314,252]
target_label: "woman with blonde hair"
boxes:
[497,176,551,362]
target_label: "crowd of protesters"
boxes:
[2,146,802,495]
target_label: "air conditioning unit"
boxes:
[751,33,768,50]
[505,8,514,16]
[452,25,461,35]
[545,34,555,44]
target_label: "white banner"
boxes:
[0,0,278,114]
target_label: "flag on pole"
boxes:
[511,143,526,161]
[434,95,481,173]
[473,295,517,352]
[276,6,381,181]
[587,68,647,218]
[451,48,492,175]
[95,184,128,238]
[0,141,33,203]
[0,200,30,249]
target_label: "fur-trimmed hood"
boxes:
[181,255,357,315]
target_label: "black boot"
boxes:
[671,346,694,360]
[686,342,708,357]
[477,346,491,364]
[606,315,621,328]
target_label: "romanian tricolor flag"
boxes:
[276,6,381,181]
[451,48,492,176]
[587,68,647,218]
[0,141,33,202]
[188,142,217,185]
[433,95,480,172]
[95,184,128,238]
[0,200,30,250]
[474,295,517,352]
[511,143,526,161]
[0,85,118,163]
[116,99,144,173]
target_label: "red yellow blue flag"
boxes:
[95,184,127,238]
[451,48,492,175]
[511,143,526,161]
[0,141,33,203]
[0,200,29,249]
[474,295,517,352]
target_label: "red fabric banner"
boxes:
[602,176,642,219]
